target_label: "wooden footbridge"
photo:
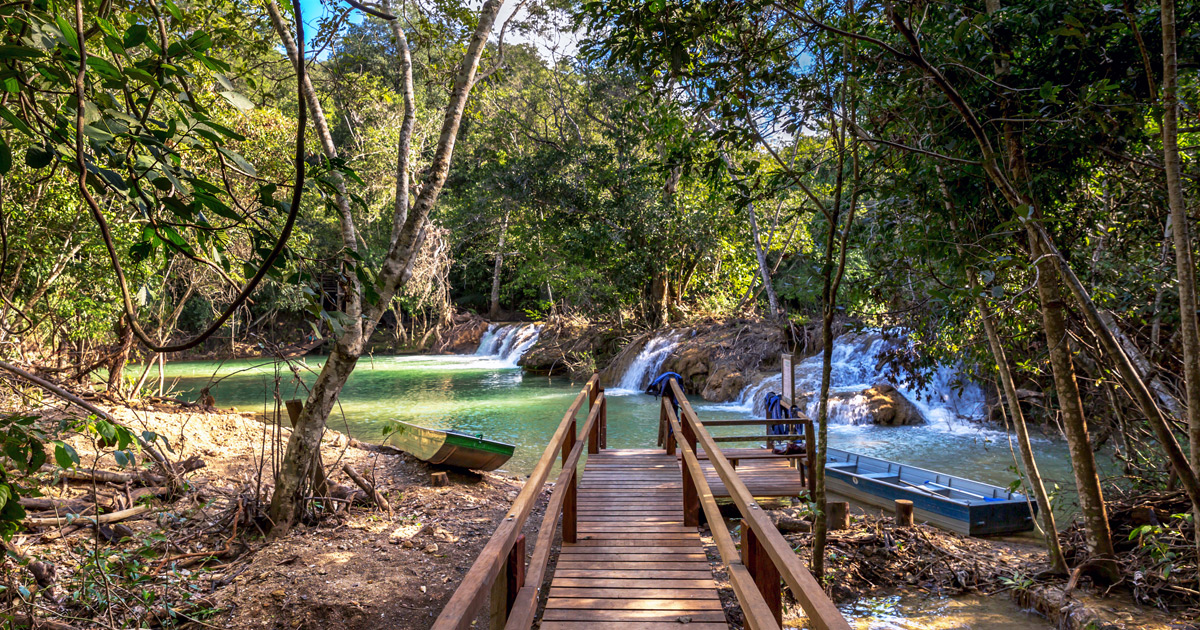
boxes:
[432,375,850,630]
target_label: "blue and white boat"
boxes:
[824,447,1036,536]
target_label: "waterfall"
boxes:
[475,325,503,356]
[734,331,986,429]
[473,323,543,366]
[613,331,684,393]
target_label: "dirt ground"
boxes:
[4,403,551,630]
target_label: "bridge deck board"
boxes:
[541,450,730,629]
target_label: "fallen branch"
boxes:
[343,464,391,513]
[24,505,153,528]
[61,456,204,487]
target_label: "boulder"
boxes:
[862,383,925,426]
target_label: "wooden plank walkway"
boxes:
[542,449,730,630]
[701,458,807,499]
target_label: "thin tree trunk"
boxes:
[748,200,781,317]
[1160,0,1200,579]
[489,209,509,319]
[1028,229,1118,571]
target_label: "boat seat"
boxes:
[860,472,900,481]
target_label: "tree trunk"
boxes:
[489,209,509,319]
[267,0,506,534]
[650,271,669,328]
[1028,228,1118,572]
[107,314,134,395]
[1160,0,1200,579]
[748,200,781,317]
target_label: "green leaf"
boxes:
[218,148,257,176]
[218,90,254,111]
[0,45,44,60]
[24,144,53,169]
[86,57,124,81]
[54,442,80,469]
[0,105,33,137]
[123,24,149,49]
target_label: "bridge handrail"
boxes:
[668,379,850,630]
[503,390,604,629]
[431,374,604,630]
[662,400,784,630]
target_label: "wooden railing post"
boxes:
[599,387,607,449]
[588,393,601,455]
[681,411,700,527]
[562,418,578,543]
[487,534,525,630]
[741,519,782,627]
[658,396,667,447]
[803,418,817,497]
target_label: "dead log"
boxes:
[25,505,153,528]
[342,464,391,513]
[18,498,91,514]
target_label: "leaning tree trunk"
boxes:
[1160,0,1200,578]
[267,0,506,534]
[1028,229,1118,574]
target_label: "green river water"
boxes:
[157,353,1059,628]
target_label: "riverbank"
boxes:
[3,402,551,629]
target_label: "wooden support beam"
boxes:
[742,519,782,627]
[681,414,700,528]
[563,418,578,544]
[599,391,607,449]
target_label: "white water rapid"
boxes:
[611,331,685,394]
[474,323,543,366]
[732,332,986,431]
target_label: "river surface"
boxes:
[159,352,1057,628]
[160,353,1081,517]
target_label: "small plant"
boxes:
[1000,571,1034,593]
[1129,512,1190,579]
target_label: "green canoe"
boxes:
[385,420,515,471]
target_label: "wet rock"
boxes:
[863,383,925,426]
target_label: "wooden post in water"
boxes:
[562,418,577,543]
[741,519,783,626]
[680,411,700,527]
[894,500,914,528]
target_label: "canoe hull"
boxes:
[825,448,1036,536]
[386,422,515,471]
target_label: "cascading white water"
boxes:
[614,332,684,392]
[475,324,503,356]
[735,332,986,430]
[473,323,542,366]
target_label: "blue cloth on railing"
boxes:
[648,372,683,435]
[764,391,804,452]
